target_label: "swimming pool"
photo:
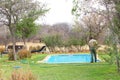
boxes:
[43,54,96,63]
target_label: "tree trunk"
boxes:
[22,37,27,49]
[11,33,17,61]
[116,55,120,73]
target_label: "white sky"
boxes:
[37,0,73,25]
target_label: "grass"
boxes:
[30,63,119,80]
[0,54,120,80]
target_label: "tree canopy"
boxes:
[0,0,48,60]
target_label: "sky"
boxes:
[36,0,73,25]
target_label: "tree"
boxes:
[73,0,120,72]
[99,0,120,73]
[82,13,107,40]
[0,0,48,60]
[16,17,38,47]
[109,1,120,72]
[39,23,71,47]
[72,0,108,41]
[43,35,63,47]
[67,22,87,46]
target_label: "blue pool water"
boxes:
[44,54,94,63]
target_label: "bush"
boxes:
[18,49,31,59]
[10,69,37,80]
[36,46,41,50]
[29,46,37,51]
[66,38,86,46]
[8,50,20,60]
[29,46,41,51]
[43,35,63,47]
[0,47,5,53]
[8,52,14,60]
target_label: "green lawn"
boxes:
[0,54,120,80]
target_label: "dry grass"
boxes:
[0,69,4,80]
[10,69,37,80]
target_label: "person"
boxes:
[88,37,98,63]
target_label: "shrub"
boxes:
[66,38,86,47]
[0,47,5,53]
[29,46,37,51]
[36,46,41,50]
[10,69,37,80]
[8,50,20,60]
[18,49,31,59]
[8,52,14,60]
[43,35,63,47]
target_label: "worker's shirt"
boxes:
[88,39,98,48]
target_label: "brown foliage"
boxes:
[18,49,31,59]
[8,52,14,60]
[0,47,5,53]
[10,69,37,80]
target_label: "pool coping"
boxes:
[37,55,51,63]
